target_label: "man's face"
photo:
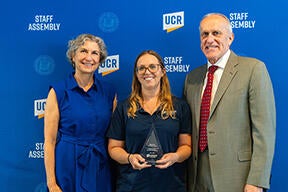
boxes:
[200,15,234,64]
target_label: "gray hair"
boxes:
[66,34,107,67]
[200,13,233,33]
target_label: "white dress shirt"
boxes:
[202,50,231,105]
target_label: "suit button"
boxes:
[208,131,215,134]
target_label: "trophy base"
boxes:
[146,159,157,166]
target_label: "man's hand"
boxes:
[244,184,263,192]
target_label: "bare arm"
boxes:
[155,133,191,169]
[175,133,192,162]
[108,139,128,164]
[44,88,62,191]
[113,94,117,112]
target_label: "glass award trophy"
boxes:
[140,124,163,165]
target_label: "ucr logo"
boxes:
[99,55,119,76]
[34,99,46,119]
[163,11,184,33]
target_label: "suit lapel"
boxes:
[192,64,207,130]
[210,52,239,117]
[195,66,207,128]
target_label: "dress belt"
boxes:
[59,134,107,192]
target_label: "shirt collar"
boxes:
[67,72,97,91]
[207,49,231,69]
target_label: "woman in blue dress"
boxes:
[107,50,192,192]
[44,34,116,192]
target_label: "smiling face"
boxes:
[72,40,101,74]
[136,53,165,91]
[200,14,234,64]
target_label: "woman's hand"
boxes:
[128,154,151,170]
[155,153,179,169]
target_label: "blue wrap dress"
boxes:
[51,72,115,192]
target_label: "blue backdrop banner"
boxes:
[0,0,287,191]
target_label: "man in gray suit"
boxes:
[184,13,276,192]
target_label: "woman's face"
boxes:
[72,40,101,74]
[136,54,164,91]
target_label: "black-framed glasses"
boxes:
[136,64,161,75]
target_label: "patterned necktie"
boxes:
[199,65,218,152]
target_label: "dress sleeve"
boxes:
[95,77,116,104]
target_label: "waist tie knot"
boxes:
[60,134,107,192]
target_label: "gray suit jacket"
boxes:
[184,51,276,192]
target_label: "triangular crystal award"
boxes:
[140,124,163,165]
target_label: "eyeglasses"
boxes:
[136,64,161,75]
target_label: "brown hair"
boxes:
[128,50,175,119]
